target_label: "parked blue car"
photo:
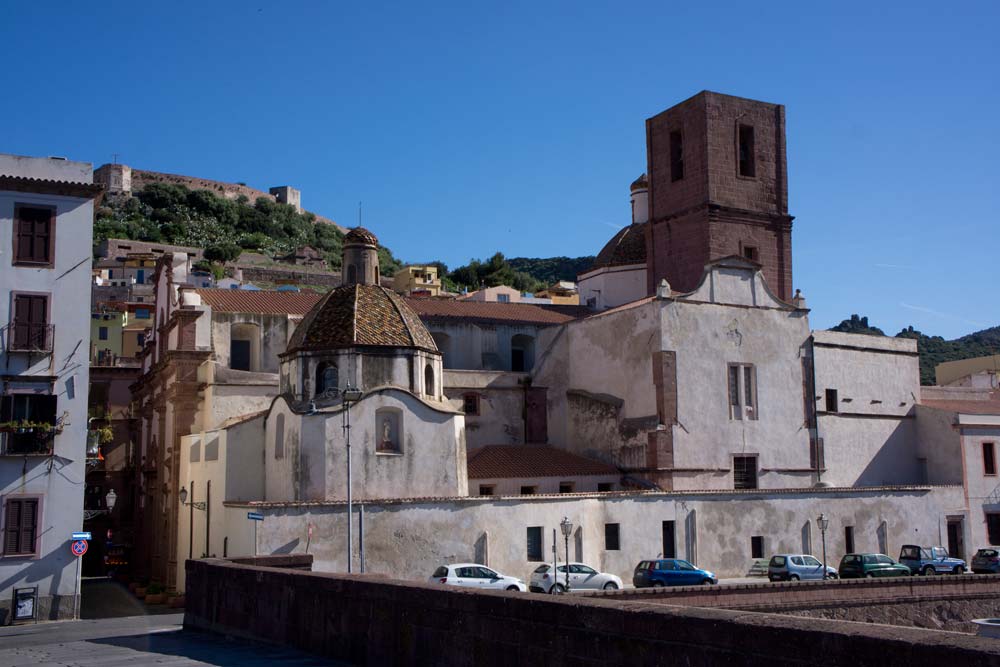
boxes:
[633,559,717,587]
[898,545,966,575]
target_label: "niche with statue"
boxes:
[375,407,402,454]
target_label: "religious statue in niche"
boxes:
[377,410,401,452]
[381,418,392,448]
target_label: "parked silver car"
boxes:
[768,554,837,581]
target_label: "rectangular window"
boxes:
[604,523,620,551]
[463,394,480,416]
[526,526,543,561]
[743,245,758,262]
[825,388,839,413]
[135,308,150,319]
[597,482,612,492]
[520,486,536,495]
[662,520,676,558]
[558,482,574,494]
[10,293,50,351]
[99,326,109,341]
[13,205,55,266]
[733,455,758,489]
[478,485,494,496]
[728,363,758,420]
[669,131,684,181]
[751,535,764,559]
[845,526,855,554]
[3,498,39,555]
[986,513,1000,545]
[497,294,510,303]
[738,125,756,177]
[984,442,997,476]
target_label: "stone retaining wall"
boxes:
[184,558,1000,666]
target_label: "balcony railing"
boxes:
[6,323,54,353]
[0,430,55,456]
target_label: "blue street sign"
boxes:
[247,512,264,521]
[72,532,91,541]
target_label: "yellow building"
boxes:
[91,308,125,364]
[534,280,580,305]
[393,265,442,296]
[122,303,154,360]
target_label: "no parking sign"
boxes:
[71,540,88,557]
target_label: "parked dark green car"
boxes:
[838,553,911,578]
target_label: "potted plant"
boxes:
[144,582,166,604]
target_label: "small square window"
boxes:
[751,536,764,559]
[743,246,758,262]
[98,327,109,341]
[135,308,150,319]
[478,485,494,496]
[597,482,613,492]
[520,486,536,495]
[558,482,574,494]
[604,523,621,551]
[497,294,510,303]
[463,394,480,416]
[734,456,758,490]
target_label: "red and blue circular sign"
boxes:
[71,540,88,557]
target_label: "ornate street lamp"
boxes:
[179,483,208,560]
[560,517,573,593]
[105,489,117,513]
[342,385,363,574]
[817,513,830,580]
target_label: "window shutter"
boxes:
[33,213,51,263]
[13,296,31,347]
[4,500,21,554]
[19,500,37,554]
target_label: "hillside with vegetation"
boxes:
[830,315,1000,384]
[94,183,404,275]
[507,256,595,285]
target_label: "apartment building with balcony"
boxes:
[0,153,103,622]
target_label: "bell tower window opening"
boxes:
[738,124,756,177]
[424,363,435,397]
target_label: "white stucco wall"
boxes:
[443,370,528,449]
[577,263,647,310]
[0,156,94,620]
[235,485,965,582]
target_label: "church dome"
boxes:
[630,173,648,191]
[286,283,437,353]
[344,226,379,247]
[589,223,647,271]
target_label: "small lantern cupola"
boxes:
[342,227,380,286]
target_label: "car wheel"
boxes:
[652,581,664,588]
[701,579,714,586]
[767,575,776,582]
[603,582,619,590]
[506,585,520,592]
[828,573,838,580]
[865,573,875,579]
[551,584,566,594]
[953,566,965,575]
[923,566,936,576]
[789,574,799,582]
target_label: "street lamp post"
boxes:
[342,385,363,574]
[179,484,207,560]
[817,513,830,580]
[560,517,573,593]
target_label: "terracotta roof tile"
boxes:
[406,299,589,326]
[194,289,322,315]
[468,445,619,479]
[344,226,378,246]
[287,284,437,352]
[588,222,647,272]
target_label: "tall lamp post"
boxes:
[179,484,207,560]
[817,513,829,580]
[342,384,363,574]
[560,517,573,593]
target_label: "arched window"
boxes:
[275,414,285,460]
[315,362,339,396]
[230,323,260,371]
[347,265,357,284]
[511,334,535,372]
[424,363,434,397]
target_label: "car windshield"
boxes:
[877,555,894,565]
[635,561,651,571]
[931,547,948,559]
[533,564,550,574]
[676,560,695,571]
[803,556,821,566]
[900,546,919,559]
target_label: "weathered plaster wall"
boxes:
[577,263,648,310]
[470,474,620,496]
[426,321,543,372]
[230,485,963,582]
[443,370,527,449]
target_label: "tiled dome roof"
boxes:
[589,223,647,271]
[344,226,378,246]
[630,173,648,191]
[286,283,437,353]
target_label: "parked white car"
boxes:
[429,563,527,592]
[529,562,624,593]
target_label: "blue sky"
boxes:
[2,1,996,339]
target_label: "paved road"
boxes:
[0,613,340,667]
